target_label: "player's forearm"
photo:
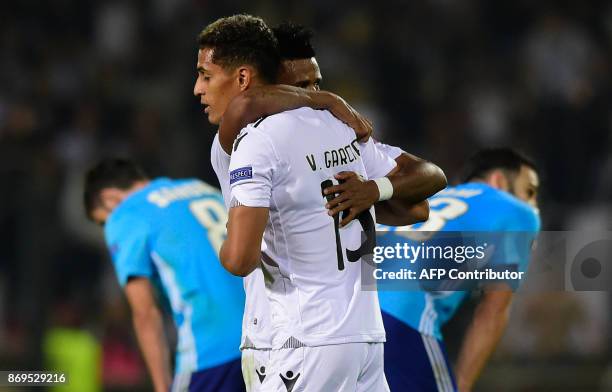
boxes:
[375,200,429,226]
[219,85,324,153]
[132,308,172,392]
[454,296,512,392]
[219,239,261,277]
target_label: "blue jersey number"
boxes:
[189,198,228,254]
[394,197,469,241]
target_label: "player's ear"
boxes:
[487,170,509,192]
[237,66,253,91]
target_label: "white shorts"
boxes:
[242,349,272,392]
[255,343,389,392]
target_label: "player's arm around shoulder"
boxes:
[374,150,445,226]
[218,85,372,154]
[220,127,274,277]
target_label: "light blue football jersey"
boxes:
[104,178,244,374]
[377,182,540,340]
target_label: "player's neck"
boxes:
[248,79,268,89]
[127,180,150,195]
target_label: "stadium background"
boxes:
[0,0,610,390]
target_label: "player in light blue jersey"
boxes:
[378,148,541,392]
[84,159,246,392]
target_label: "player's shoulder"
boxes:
[211,132,226,155]
[106,178,171,230]
[482,186,540,231]
[248,107,340,134]
[372,139,405,160]
[105,198,150,241]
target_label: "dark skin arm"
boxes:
[218,85,372,154]
[324,151,447,227]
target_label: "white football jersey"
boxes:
[228,107,397,348]
[211,134,273,350]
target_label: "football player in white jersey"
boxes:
[194,14,444,386]
[192,15,446,391]
[197,17,413,392]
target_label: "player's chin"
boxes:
[208,111,221,125]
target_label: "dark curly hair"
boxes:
[273,22,316,60]
[83,158,148,220]
[462,148,538,183]
[197,14,280,83]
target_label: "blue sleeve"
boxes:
[496,203,541,274]
[104,211,153,287]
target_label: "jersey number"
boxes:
[395,197,468,241]
[321,180,376,270]
[189,198,228,254]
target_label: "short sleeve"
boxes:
[105,212,153,287]
[358,138,398,179]
[486,202,540,283]
[504,204,541,273]
[373,139,405,160]
[228,128,278,208]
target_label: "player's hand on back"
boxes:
[326,93,373,142]
[323,171,379,227]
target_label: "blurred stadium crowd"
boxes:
[0,0,610,390]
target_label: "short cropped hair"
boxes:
[197,14,280,83]
[272,22,316,60]
[462,148,538,183]
[83,159,148,220]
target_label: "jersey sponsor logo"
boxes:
[279,371,300,392]
[229,166,253,184]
